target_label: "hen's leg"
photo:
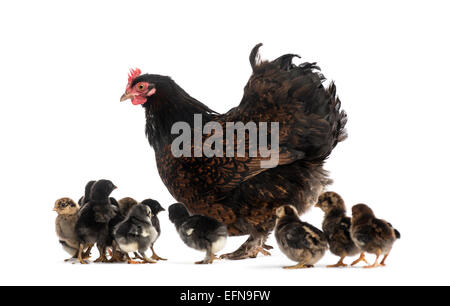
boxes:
[220,235,271,260]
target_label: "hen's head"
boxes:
[120,68,170,106]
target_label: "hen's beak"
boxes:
[120,93,133,102]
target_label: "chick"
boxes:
[78,180,96,208]
[118,197,138,216]
[75,179,118,264]
[114,204,157,264]
[141,199,167,261]
[168,203,227,264]
[54,198,82,261]
[275,205,328,269]
[350,204,401,268]
[315,192,361,267]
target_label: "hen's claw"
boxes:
[220,246,271,260]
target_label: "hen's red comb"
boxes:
[127,68,142,88]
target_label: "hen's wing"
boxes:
[226,43,347,162]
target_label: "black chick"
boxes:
[275,205,328,269]
[350,204,401,268]
[78,180,96,208]
[114,204,157,264]
[75,179,117,264]
[168,203,227,264]
[79,180,119,210]
[315,192,361,268]
[118,197,138,216]
[141,199,167,261]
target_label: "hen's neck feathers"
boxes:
[144,80,217,153]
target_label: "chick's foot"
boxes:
[283,263,313,269]
[195,254,220,264]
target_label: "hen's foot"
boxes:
[262,244,274,250]
[220,246,271,260]
[195,254,220,264]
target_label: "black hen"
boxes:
[121,44,347,259]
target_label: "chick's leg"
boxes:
[150,245,167,261]
[94,245,108,263]
[380,252,390,266]
[132,252,144,260]
[364,249,381,269]
[327,255,348,268]
[283,263,314,269]
[196,249,220,264]
[139,251,156,264]
[351,252,369,266]
[77,244,89,264]
[82,245,93,259]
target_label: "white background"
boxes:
[0,0,449,286]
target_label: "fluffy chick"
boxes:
[54,198,83,261]
[75,179,118,264]
[275,205,328,269]
[79,180,119,210]
[114,204,157,264]
[168,203,227,264]
[118,197,138,216]
[350,204,401,268]
[78,180,96,208]
[315,192,361,267]
[141,199,167,261]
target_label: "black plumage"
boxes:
[350,204,400,268]
[121,44,347,260]
[78,180,96,207]
[141,199,167,260]
[168,203,227,264]
[275,205,328,269]
[114,204,157,264]
[75,179,117,264]
[315,192,360,267]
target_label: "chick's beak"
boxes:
[120,92,133,102]
[314,203,319,208]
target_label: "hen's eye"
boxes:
[137,83,146,91]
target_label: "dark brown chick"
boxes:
[350,204,400,268]
[275,205,328,269]
[315,192,361,268]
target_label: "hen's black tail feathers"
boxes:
[250,43,348,161]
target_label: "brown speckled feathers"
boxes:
[141,44,347,237]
